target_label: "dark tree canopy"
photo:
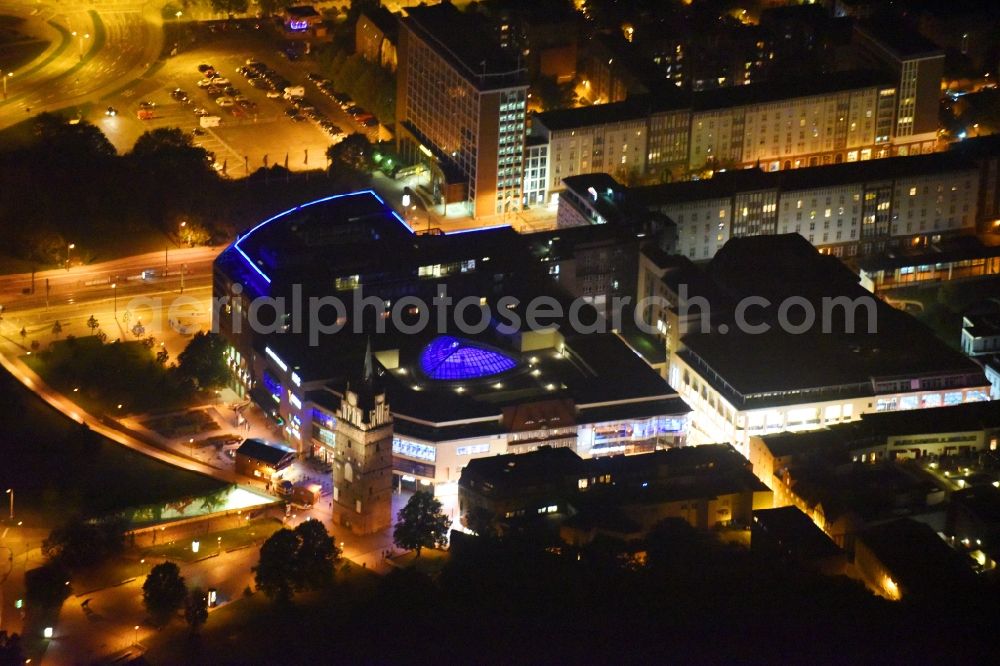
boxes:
[293,519,339,591]
[326,133,374,173]
[0,630,24,666]
[24,563,71,610]
[393,491,450,556]
[254,528,300,603]
[254,521,340,603]
[177,332,230,389]
[184,587,209,634]
[143,561,187,624]
[209,0,249,16]
[42,515,128,570]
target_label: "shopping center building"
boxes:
[212,190,690,503]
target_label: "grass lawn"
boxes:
[391,548,450,575]
[24,336,193,415]
[140,566,380,665]
[0,365,223,528]
[141,518,282,563]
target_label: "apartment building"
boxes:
[531,100,650,203]
[559,153,979,263]
[396,3,528,218]
[852,23,945,154]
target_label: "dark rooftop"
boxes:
[858,519,976,597]
[633,153,978,207]
[533,100,649,133]
[360,6,398,39]
[285,5,319,18]
[752,506,843,560]
[858,236,1000,273]
[402,3,527,90]
[677,235,985,405]
[236,438,296,467]
[690,70,893,112]
[855,21,943,59]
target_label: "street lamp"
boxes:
[66,242,75,268]
[5,488,12,521]
[111,282,118,316]
[133,625,140,645]
[0,71,12,100]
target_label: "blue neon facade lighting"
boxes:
[419,336,517,381]
[229,190,413,286]
[445,223,512,235]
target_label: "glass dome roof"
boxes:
[419,336,518,381]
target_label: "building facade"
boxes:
[396,3,528,219]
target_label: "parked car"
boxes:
[307,73,324,82]
[197,78,214,88]
[193,107,209,116]
[266,90,282,99]
[211,77,230,86]
[170,88,189,102]
[216,97,235,107]
[361,117,379,128]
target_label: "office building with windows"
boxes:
[396,2,528,219]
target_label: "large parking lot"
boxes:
[93,33,381,173]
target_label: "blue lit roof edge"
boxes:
[445,223,512,235]
[229,190,414,284]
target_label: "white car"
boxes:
[265,90,282,98]
[197,78,214,88]
[211,77,230,86]
[216,97,235,108]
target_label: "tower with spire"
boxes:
[331,340,394,535]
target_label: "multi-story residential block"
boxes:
[852,22,944,154]
[532,100,650,199]
[529,70,910,201]
[356,6,399,71]
[687,71,897,172]
[396,3,528,218]
[561,152,980,262]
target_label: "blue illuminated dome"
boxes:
[419,336,518,381]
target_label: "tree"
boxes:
[293,519,339,590]
[143,561,187,625]
[253,528,300,603]
[0,631,24,666]
[326,133,373,173]
[253,522,340,603]
[531,75,577,111]
[464,506,497,538]
[393,491,450,556]
[258,0,293,16]
[209,0,249,16]
[86,315,99,335]
[176,332,229,388]
[24,563,71,610]
[43,515,128,570]
[184,587,209,635]
[130,128,214,180]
